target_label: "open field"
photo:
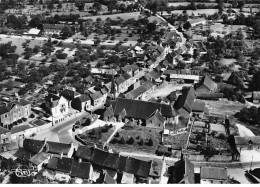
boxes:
[203,99,247,117]
[149,82,192,99]
[108,126,161,154]
[78,125,116,144]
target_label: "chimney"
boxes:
[50,98,53,102]
[43,137,47,146]
[60,152,63,159]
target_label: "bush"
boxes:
[146,138,153,146]
[118,137,125,144]
[110,138,117,144]
[101,125,109,133]
[52,40,59,45]
[126,136,134,145]
[218,133,226,140]
[114,132,120,137]
[137,138,143,146]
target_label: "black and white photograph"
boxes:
[0,0,260,184]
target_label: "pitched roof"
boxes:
[70,160,92,179]
[166,91,177,102]
[89,91,103,101]
[47,156,59,170]
[23,138,45,153]
[14,148,35,161]
[77,94,90,102]
[56,157,73,173]
[104,170,116,184]
[15,99,31,106]
[125,80,154,99]
[174,87,196,113]
[196,75,217,92]
[200,167,227,180]
[112,98,177,120]
[29,152,50,165]
[60,89,80,101]
[90,148,120,170]
[0,105,9,115]
[185,159,195,184]
[46,141,72,155]
[121,72,131,81]
[75,145,94,161]
[123,157,152,178]
[148,109,165,122]
[0,126,10,135]
[11,125,32,134]
[115,76,125,85]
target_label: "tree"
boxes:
[202,145,216,161]
[126,136,134,145]
[47,1,54,12]
[238,0,245,12]
[92,2,102,13]
[75,0,85,11]
[228,71,245,89]
[57,2,62,9]
[146,137,153,146]
[146,22,156,33]
[183,21,191,30]
[60,26,74,39]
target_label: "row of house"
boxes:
[8,138,162,184]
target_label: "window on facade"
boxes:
[5,114,7,118]
[210,180,213,183]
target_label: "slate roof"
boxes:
[11,125,32,134]
[104,170,116,184]
[121,72,131,81]
[112,98,177,119]
[130,64,139,72]
[77,94,90,102]
[115,76,125,85]
[0,126,10,135]
[0,105,9,115]
[14,99,31,106]
[46,141,72,155]
[60,89,80,101]
[75,145,94,161]
[125,80,154,99]
[14,148,35,161]
[123,157,152,178]
[56,157,73,173]
[200,167,227,180]
[90,148,120,170]
[29,152,50,165]
[166,91,177,102]
[196,75,217,92]
[70,160,92,179]
[89,91,103,100]
[174,87,196,113]
[47,156,59,170]
[23,138,45,153]
[185,159,195,184]
[148,109,165,122]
